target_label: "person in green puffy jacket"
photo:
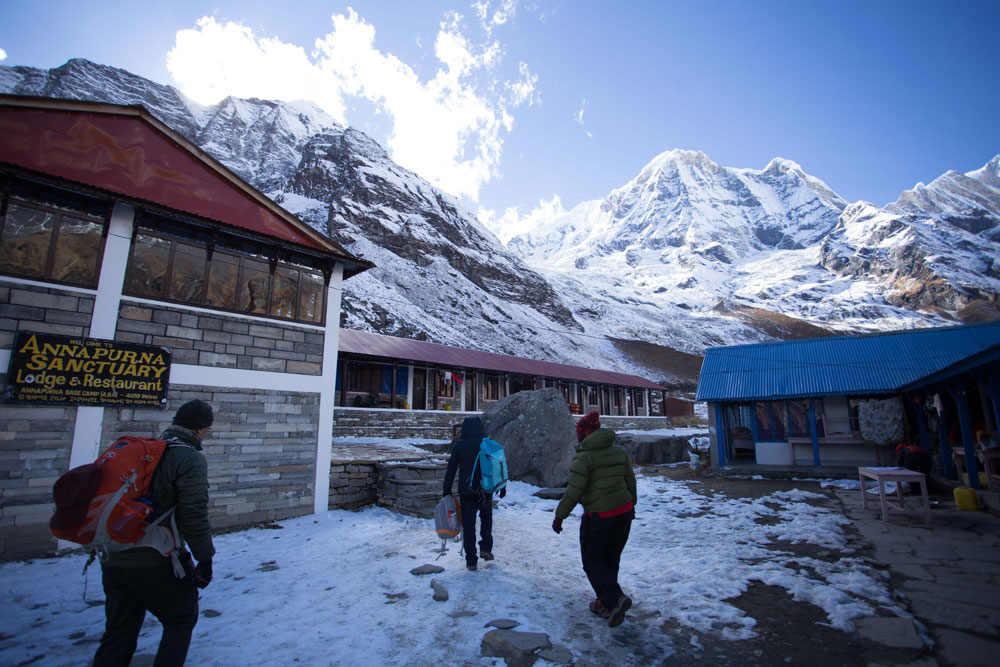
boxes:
[552,411,637,628]
[94,399,216,667]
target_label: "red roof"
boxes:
[338,328,667,390]
[0,96,370,273]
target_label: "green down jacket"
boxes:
[555,428,637,520]
[104,425,216,567]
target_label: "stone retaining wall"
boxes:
[376,461,448,518]
[333,408,463,440]
[329,462,378,510]
[332,409,674,441]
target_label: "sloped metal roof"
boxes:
[338,328,667,390]
[695,321,1000,403]
[0,95,373,277]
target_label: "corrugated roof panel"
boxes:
[338,328,666,390]
[695,321,1000,402]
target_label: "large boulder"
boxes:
[481,388,577,487]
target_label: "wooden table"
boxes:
[858,466,931,523]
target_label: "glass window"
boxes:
[270,265,298,319]
[438,372,455,398]
[788,400,809,437]
[348,364,381,393]
[238,258,270,315]
[635,390,644,408]
[297,271,324,324]
[206,251,239,310]
[484,375,500,400]
[126,234,171,297]
[122,222,328,325]
[0,203,53,279]
[51,215,103,285]
[168,242,207,302]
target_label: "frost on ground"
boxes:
[0,471,900,666]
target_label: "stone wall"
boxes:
[376,461,448,518]
[333,407,466,440]
[117,302,324,375]
[0,280,95,347]
[329,462,377,510]
[0,281,93,559]
[104,385,321,530]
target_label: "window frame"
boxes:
[0,187,109,288]
[123,221,328,326]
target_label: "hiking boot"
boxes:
[480,551,494,561]
[608,595,632,628]
[589,599,610,619]
[466,563,477,571]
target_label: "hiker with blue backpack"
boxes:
[552,411,637,628]
[443,416,507,571]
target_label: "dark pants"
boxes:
[580,511,632,609]
[902,451,932,493]
[460,493,493,566]
[93,559,199,667]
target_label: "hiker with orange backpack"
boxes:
[91,399,216,667]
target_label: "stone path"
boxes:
[831,486,1000,667]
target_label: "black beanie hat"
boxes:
[173,399,214,430]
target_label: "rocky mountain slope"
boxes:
[2,59,998,391]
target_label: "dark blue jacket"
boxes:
[444,416,485,497]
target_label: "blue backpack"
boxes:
[469,437,508,494]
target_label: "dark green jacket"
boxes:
[555,428,637,520]
[105,425,215,567]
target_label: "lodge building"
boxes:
[0,95,676,559]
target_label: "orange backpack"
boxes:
[50,437,182,558]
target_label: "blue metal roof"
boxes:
[695,321,1000,403]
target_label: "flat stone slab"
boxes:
[482,629,551,667]
[410,564,445,575]
[533,488,566,500]
[536,645,575,664]
[854,616,924,649]
[484,618,520,629]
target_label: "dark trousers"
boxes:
[580,511,632,609]
[93,559,199,667]
[460,493,493,565]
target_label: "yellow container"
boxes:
[954,487,980,511]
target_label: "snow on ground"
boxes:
[0,439,902,666]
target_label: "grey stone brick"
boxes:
[286,361,322,375]
[165,325,203,340]
[199,352,238,368]
[118,319,166,335]
[252,358,286,372]
[11,290,78,312]
[151,310,181,325]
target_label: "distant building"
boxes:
[0,95,371,558]
[696,322,1000,486]
[335,328,669,416]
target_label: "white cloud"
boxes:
[0,48,7,62]
[574,97,592,138]
[165,10,536,202]
[478,194,566,244]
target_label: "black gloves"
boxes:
[192,559,212,589]
[499,487,507,499]
[552,517,563,534]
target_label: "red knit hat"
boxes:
[576,411,601,443]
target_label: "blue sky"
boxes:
[1,1,998,230]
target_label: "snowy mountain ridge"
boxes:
[2,59,998,391]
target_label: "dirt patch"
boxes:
[635,465,928,667]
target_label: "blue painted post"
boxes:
[936,405,956,480]
[808,400,821,467]
[950,386,981,490]
[715,404,727,467]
